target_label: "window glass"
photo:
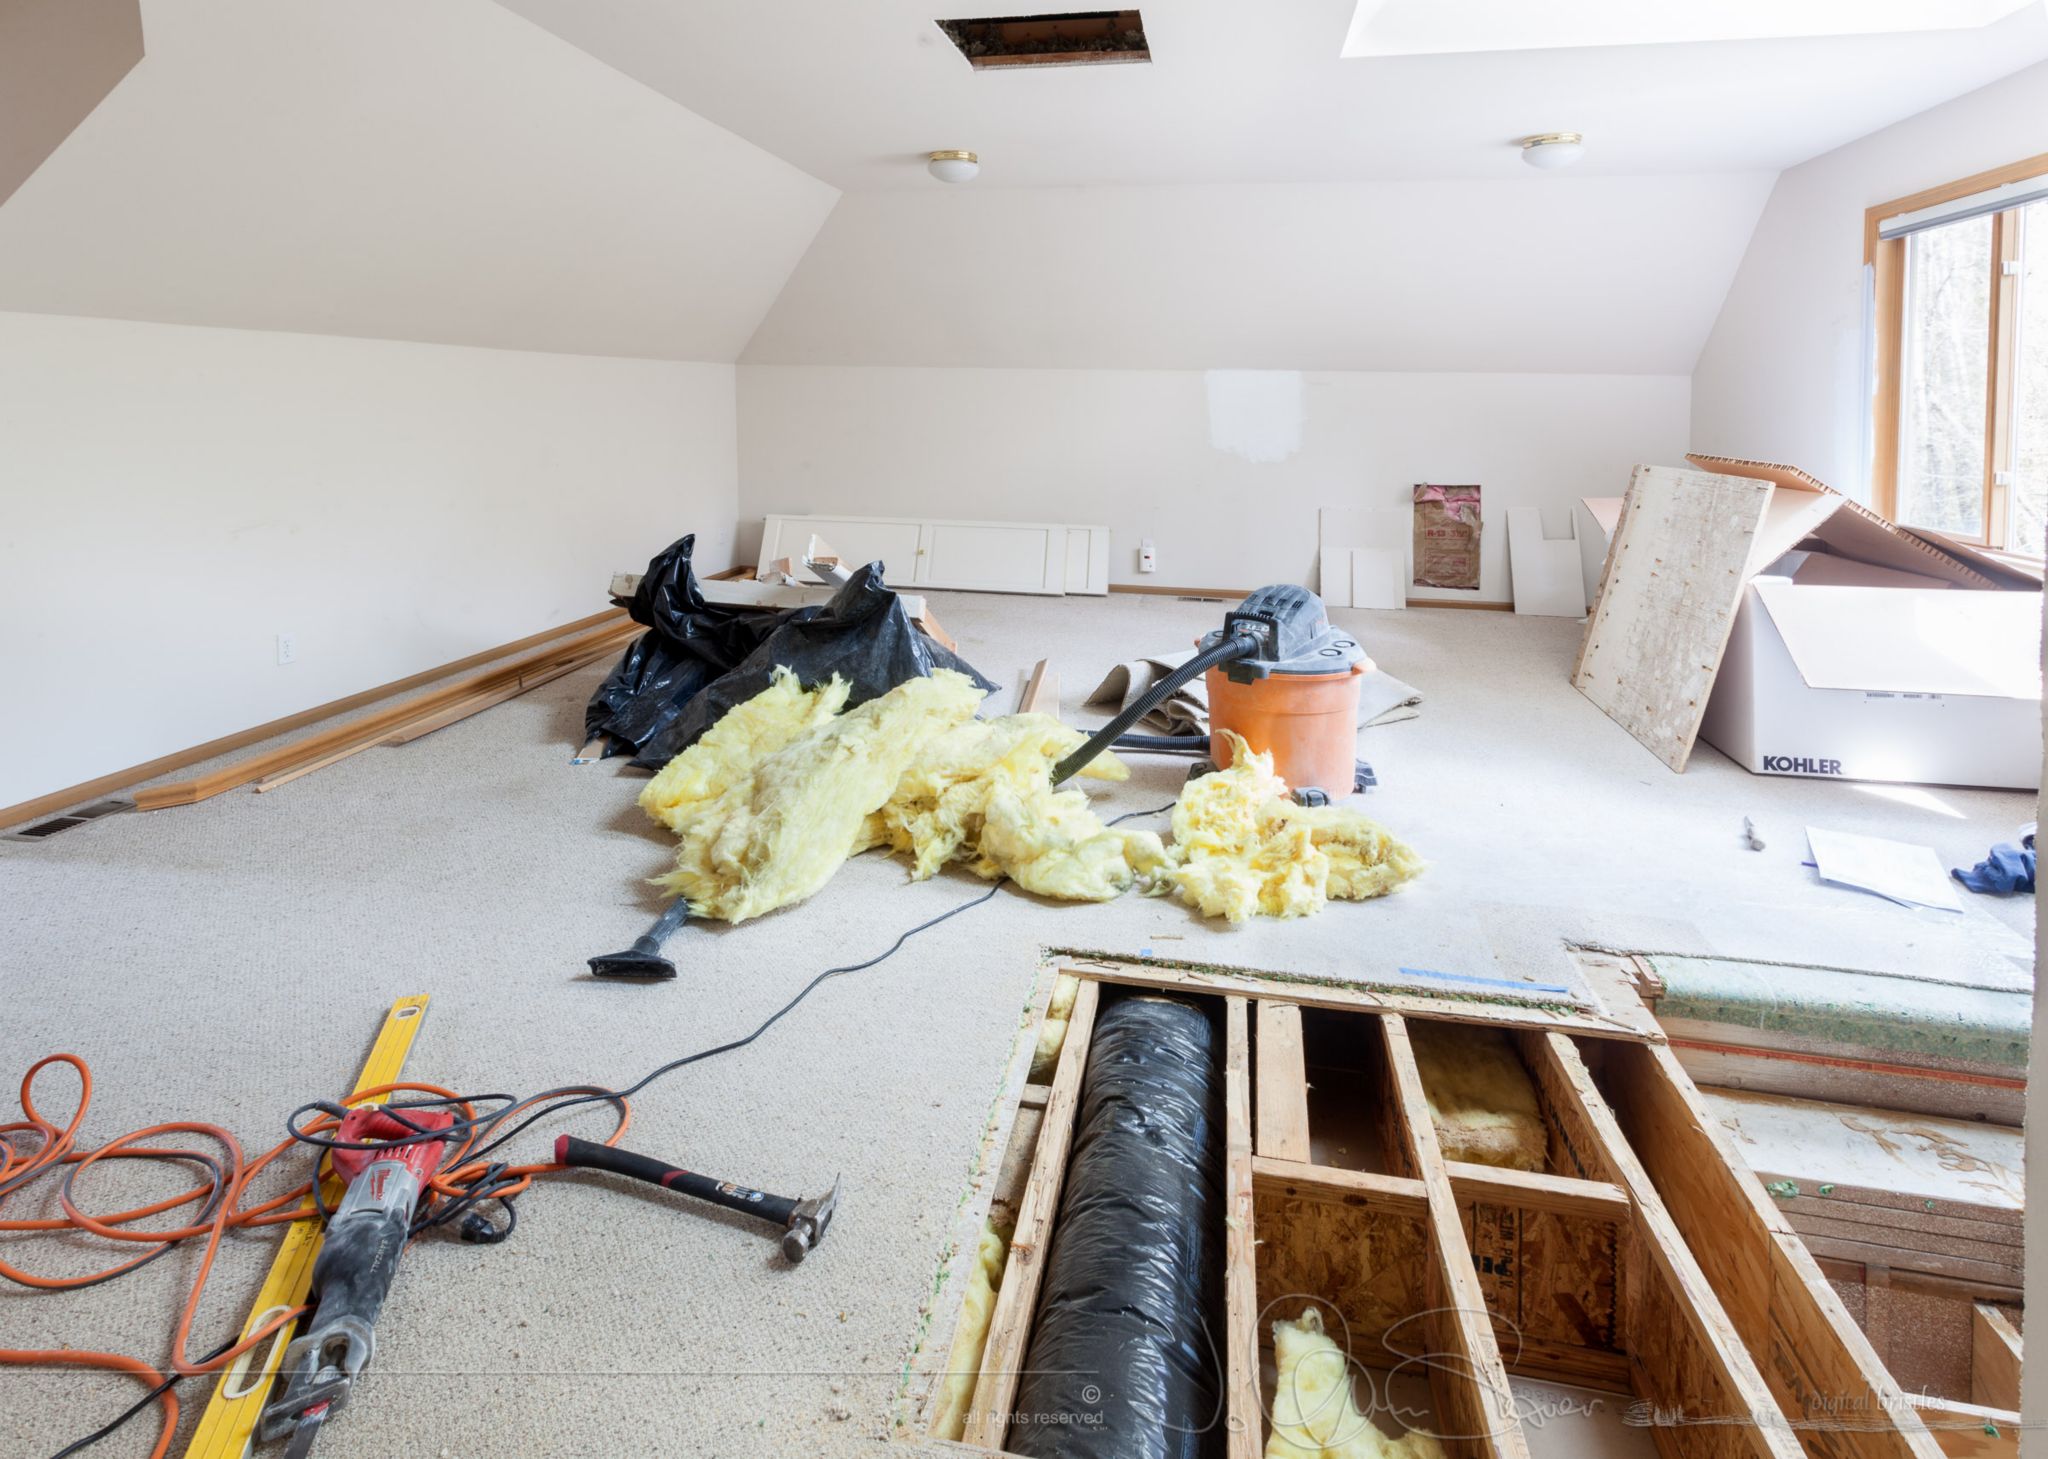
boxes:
[1897,212,1991,540]
[2011,199,2048,557]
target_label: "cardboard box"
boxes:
[1575,454,2042,786]
[1702,575,2042,790]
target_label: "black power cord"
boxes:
[45,1337,235,1459]
[284,879,1007,1211]
[44,879,1004,1459]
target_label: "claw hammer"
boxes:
[555,1135,840,1262]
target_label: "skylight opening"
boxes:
[938,10,1150,70]
[1341,0,2040,58]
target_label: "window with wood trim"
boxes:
[1868,154,2048,558]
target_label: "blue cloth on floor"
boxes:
[1953,840,2036,895]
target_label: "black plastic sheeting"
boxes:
[1010,993,1225,1459]
[582,534,996,770]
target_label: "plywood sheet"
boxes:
[1699,1088,2024,1215]
[1572,464,1773,771]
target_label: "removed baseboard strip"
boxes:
[0,609,629,830]
[1018,659,1058,715]
[1107,581,1513,611]
[253,645,611,793]
[137,617,639,811]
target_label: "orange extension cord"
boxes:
[0,1053,628,1459]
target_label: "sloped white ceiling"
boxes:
[740,174,1778,373]
[495,0,2048,190]
[0,0,838,361]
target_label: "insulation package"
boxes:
[1009,994,1225,1459]
[1406,1021,1546,1172]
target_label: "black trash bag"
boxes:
[1010,993,1225,1459]
[625,559,998,770]
[583,534,780,755]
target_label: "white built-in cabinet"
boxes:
[758,515,1111,596]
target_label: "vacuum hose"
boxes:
[1048,632,1259,787]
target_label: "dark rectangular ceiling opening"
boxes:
[937,10,1149,70]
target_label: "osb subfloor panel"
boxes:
[0,592,2031,1457]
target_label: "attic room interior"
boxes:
[5,2,2048,1457]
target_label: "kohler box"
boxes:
[1700,576,2042,790]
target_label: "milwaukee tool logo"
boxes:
[1761,755,1843,775]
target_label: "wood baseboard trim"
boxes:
[0,608,630,830]
[1107,583,1256,599]
[1108,582,1519,613]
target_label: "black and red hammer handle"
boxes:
[554,1135,799,1230]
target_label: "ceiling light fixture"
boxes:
[928,149,980,183]
[1519,133,1585,170]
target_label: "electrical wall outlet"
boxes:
[276,633,298,666]
[1138,538,1157,573]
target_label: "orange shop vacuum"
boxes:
[1048,585,1375,802]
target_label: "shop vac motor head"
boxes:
[1196,585,1373,799]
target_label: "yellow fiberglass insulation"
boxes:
[1166,734,1422,923]
[1268,1306,1446,1459]
[862,713,1161,902]
[637,666,850,834]
[1028,973,1083,1083]
[656,670,984,922]
[929,1216,1012,1442]
[1407,1021,1547,1172]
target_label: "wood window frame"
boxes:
[1866,151,2048,546]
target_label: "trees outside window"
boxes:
[1871,165,2048,559]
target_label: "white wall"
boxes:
[737,364,1689,597]
[0,312,737,809]
[741,175,1775,375]
[1691,60,2048,497]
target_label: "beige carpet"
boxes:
[0,590,2032,1457]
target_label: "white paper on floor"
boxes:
[1805,827,1962,913]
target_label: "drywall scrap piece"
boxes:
[1406,1021,1546,1172]
[1317,507,1407,610]
[1571,464,1773,771]
[1506,507,1584,617]
[1348,549,1405,611]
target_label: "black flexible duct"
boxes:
[1049,632,1257,786]
[1008,993,1224,1459]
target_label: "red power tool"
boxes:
[258,1105,454,1458]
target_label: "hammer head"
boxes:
[780,1175,842,1263]
[587,948,678,980]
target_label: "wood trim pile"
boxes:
[915,963,1995,1458]
[0,608,628,829]
[133,614,638,809]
